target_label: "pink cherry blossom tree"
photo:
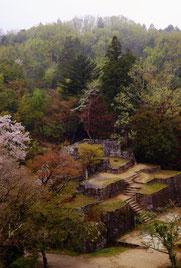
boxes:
[0,115,30,161]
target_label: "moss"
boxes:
[102,177,124,187]
[139,182,168,194]
[64,194,97,208]
[155,170,181,179]
[96,198,125,212]
[105,157,128,167]
[88,197,126,221]
[47,249,80,256]
[48,246,129,257]
[88,246,129,257]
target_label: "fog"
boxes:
[0,0,181,32]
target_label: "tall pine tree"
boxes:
[101,36,136,110]
[60,53,100,96]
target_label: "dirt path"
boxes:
[37,249,170,268]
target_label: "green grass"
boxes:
[155,170,181,179]
[90,198,125,215]
[97,199,125,212]
[64,194,97,208]
[88,246,129,257]
[47,246,129,258]
[87,197,125,221]
[102,177,124,187]
[139,182,168,194]
[47,249,80,256]
[105,157,128,167]
[60,181,78,195]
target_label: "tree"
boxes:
[17,88,49,137]
[0,80,27,115]
[79,94,115,139]
[0,115,30,160]
[29,150,82,193]
[78,143,104,179]
[101,36,136,109]
[140,210,181,268]
[112,60,148,146]
[60,53,100,96]
[55,36,82,87]
[44,91,76,142]
[0,154,87,268]
[0,156,40,267]
[131,108,177,166]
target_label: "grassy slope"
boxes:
[139,182,168,194]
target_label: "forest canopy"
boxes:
[0,15,180,168]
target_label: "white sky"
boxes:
[0,0,181,32]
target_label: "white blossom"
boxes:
[0,115,30,160]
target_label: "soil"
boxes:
[37,249,171,268]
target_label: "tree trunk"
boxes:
[41,249,48,268]
[85,168,89,179]
[168,249,177,268]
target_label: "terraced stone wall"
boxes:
[77,179,129,200]
[135,174,181,211]
[62,139,134,159]
[100,203,135,241]
[149,174,181,203]
[135,186,173,212]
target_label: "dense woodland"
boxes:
[0,15,181,267]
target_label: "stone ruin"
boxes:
[61,139,181,252]
[61,139,134,159]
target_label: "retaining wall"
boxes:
[77,179,129,200]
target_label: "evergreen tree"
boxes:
[101,36,136,109]
[55,36,81,87]
[60,53,100,96]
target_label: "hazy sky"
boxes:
[0,0,181,32]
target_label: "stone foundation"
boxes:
[135,174,181,211]
[77,179,129,200]
[135,186,173,212]
[62,139,134,159]
[100,203,135,241]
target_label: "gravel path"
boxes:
[37,249,170,268]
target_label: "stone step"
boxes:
[130,205,142,209]
[125,196,134,201]
[124,191,137,195]
[126,200,137,204]
[129,186,141,189]
[137,214,153,222]
[128,201,140,206]
[125,188,138,192]
[133,208,143,213]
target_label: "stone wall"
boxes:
[77,179,129,200]
[100,203,135,241]
[135,186,173,212]
[135,174,181,211]
[105,159,134,174]
[148,174,181,203]
[62,139,134,159]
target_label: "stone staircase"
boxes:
[123,175,153,223]
[125,196,153,223]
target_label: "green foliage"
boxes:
[78,143,104,168]
[89,246,128,257]
[139,182,168,194]
[131,108,177,165]
[17,88,49,137]
[140,211,181,268]
[101,36,136,109]
[11,255,38,268]
[60,53,100,96]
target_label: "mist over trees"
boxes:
[0,15,180,169]
[0,15,181,267]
